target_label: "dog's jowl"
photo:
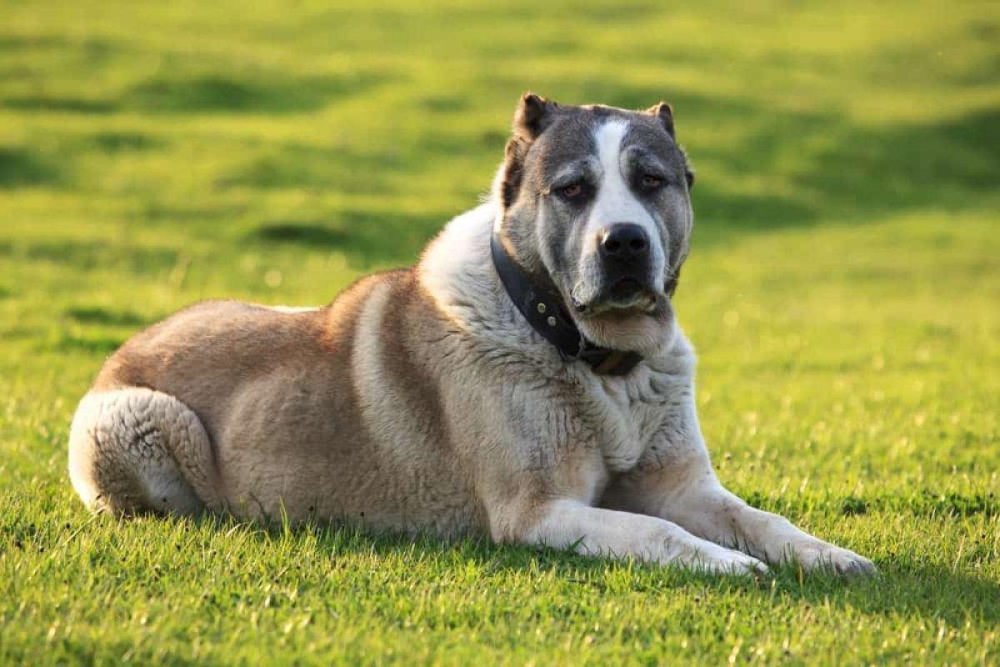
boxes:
[68,94,874,575]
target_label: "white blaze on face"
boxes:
[585,119,666,282]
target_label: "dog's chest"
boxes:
[579,367,676,473]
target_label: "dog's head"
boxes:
[495,93,694,357]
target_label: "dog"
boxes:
[68,93,875,575]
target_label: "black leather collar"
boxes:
[490,233,642,376]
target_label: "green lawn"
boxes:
[1,0,998,664]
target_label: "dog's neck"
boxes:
[489,232,642,376]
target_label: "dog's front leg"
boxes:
[602,379,875,575]
[605,444,876,575]
[492,497,766,575]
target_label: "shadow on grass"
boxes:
[219,142,405,193]
[42,311,135,355]
[693,105,999,243]
[165,511,999,629]
[64,306,150,328]
[0,35,70,50]
[9,307,151,355]
[89,131,164,153]
[0,147,63,188]
[1,71,386,116]
[419,94,473,113]
[797,107,999,212]
[248,209,448,268]
[0,239,179,274]
[124,70,390,114]
[47,333,125,355]
[253,222,351,247]
[1,33,388,115]
[1,96,117,114]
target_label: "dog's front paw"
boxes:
[788,541,876,576]
[682,543,769,576]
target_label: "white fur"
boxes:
[350,279,421,471]
[421,203,549,356]
[423,202,595,365]
[69,388,220,515]
[526,499,766,574]
[423,202,497,317]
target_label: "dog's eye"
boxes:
[556,182,587,201]
[640,174,665,191]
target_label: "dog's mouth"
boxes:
[610,277,644,301]
[572,278,661,316]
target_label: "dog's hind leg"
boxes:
[68,388,223,516]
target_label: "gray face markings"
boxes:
[504,110,600,284]
[501,103,693,313]
[620,119,694,279]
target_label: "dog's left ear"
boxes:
[646,102,675,139]
[647,101,695,189]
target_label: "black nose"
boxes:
[599,223,649,261]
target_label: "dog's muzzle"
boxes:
[593,223,658,310]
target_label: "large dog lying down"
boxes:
[69,94,874,575]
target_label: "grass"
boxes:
[0,0,998,663]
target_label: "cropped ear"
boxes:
[646,102,675,139]
[500,93,559,209]
[648,101,694,188]
[513,92,559,140]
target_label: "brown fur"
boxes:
[83,270,483,533]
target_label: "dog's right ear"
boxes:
[501,93,558,209]
[646,102,675,139]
